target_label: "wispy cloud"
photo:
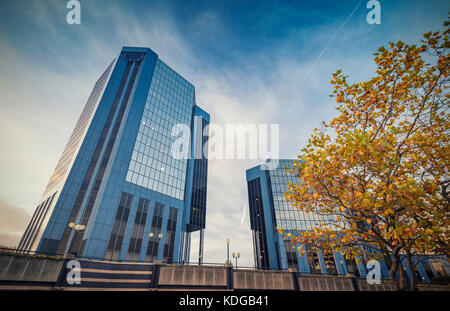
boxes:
[304,0,364,80]
[0,200,30,247]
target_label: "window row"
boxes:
[106,193,179,263]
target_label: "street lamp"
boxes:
[232,252,240,269]
[226,238,230,265]
[148,232,163,263]
[68,223,86,231]
[67,223,86,258]
[149,232,163,239]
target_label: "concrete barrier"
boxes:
[0,254,63,282]
[417,284,450,291]
[0,253,449,291]
[233,270,294,290]
[158,265,227,287]
[297,275,355,291]
[355,278,394,291]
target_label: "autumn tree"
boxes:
[282,19,449,291]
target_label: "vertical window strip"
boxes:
[145,202,165,262]
[21,196,52,252]
[105,192,133,260]
[284,240,299,270]
[127,198,150,261]
[27,192,57,252]
[57,60,134,255]
[163,207,178,263]
[71,56,143,256]
[248,178,270,270]
[17,203,42,252]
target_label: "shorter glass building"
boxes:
[246,159,447,282]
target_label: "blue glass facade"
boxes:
[18,47,209,263]
[126,59,193,200]
[181,106,210,263]
[246,159,441,282]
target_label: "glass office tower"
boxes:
[17,47,209,263]
[247,160,380,277]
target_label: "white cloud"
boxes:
[0,199,30,247]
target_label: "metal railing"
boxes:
[0,247,258,269]
[0,248,353,273]
[0,247,67,259]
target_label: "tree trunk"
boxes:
[389,253,400,291]
[406,253,417,291]
[399,263,408,290]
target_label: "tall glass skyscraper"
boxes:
[17,47,209,263]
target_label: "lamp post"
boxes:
[232,252,240,269]
[226,238,230,265]
[148,232,163,263]
[148,232,163,239]
[68,222,86,232]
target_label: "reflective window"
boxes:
[322,251,338,275]
[422,262,436,279]
[105,192,133,260]
[127,198,150,261]
[248,178,270,270]
[163,207,178,263]
[268,160,325,231]
[431,262,446,277]
[306,244,321,274]
[189,118,208,228]
[145,202,165,262]
[45,60,115,194]
[284,240,298,270]
[345,257,361,277]
[126,60,194,200]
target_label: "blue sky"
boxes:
[0,0,448,266]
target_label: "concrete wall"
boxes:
[0,254,448,291]
[297,275,355,291]
[0,254,63,282]
[158,265,227,287]
[233,270,294,290]
[355,278,394,291]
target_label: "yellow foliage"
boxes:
[283,20,450,262]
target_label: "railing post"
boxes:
[350,277,359,291]
[292,271,300,291]
[55,259,69,289]
[226,265,234,290]
[151,264,160,289]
